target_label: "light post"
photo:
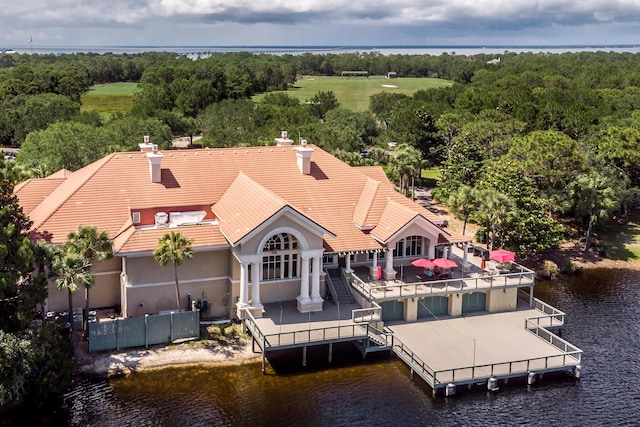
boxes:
[473,338,477,367]
[337,300,341,336]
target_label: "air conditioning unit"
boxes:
[155,212,168,226]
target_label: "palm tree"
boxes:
[66,225,113,333]
[477,189,516,250]
[53,252,94,333]
[569,172,619,254]
[154,232,194,311]
[392,144,422,196]
[447,185,477,236]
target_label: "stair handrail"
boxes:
[340,267,354,303]
[324,269,339,303]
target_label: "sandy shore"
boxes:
[74,337,261,377]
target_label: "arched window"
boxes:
[262,233,299,280]
[393,236,423,257]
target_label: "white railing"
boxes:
[390,297,582,389]
[525,319,582,362]
[350,264,534,302]
[352,301,382,323]
[243,308,368,350]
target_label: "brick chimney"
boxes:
[294,140,314,174]
[146,150,163,183]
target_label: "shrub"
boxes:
[539,260,559,280]
[562,260,577,274]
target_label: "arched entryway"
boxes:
[262,233,299,280]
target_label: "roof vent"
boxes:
[275,130,294,147]
[155,212,168,227]
[139,135,157,152]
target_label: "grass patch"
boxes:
[421,167,441,181]
[253,77,453,111]
[81,82,139,117]
[419,167,441,188]
[600,216,640,261]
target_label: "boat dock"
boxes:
[242,246,582,396]
[388,304,582,395]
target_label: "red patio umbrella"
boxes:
[489,249,515,264]
[411,258,436,269]
[432,258,458,269]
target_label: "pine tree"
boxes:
[0,177,37,331]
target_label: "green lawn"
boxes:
[254,77,453,110]
[81,82,139,117]
[602,215,640,261]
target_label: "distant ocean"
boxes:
[8,45,640,56]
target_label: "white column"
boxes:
[384,250,396,279]
[345,254,352,273]
[251,261,262,307]
[463,242,469,264]
[369,252,378,277]
[299,255,310,302]
[239,262,249,306]
[427,243,435,259]
[311,256,322,302]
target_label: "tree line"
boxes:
[6,49,640,251]
[4,49,640,408]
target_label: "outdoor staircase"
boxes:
[327,268,353,304]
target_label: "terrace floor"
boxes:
[387,306,577,387]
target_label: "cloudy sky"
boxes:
[2,0,640,47]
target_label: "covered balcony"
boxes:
[346,244,535,307]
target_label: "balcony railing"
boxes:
[350,263,535,302]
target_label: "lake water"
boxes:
[10,45,640,57]
[4,268,640,426]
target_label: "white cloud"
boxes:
[1,0,640,46]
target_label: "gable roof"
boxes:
[213,172,332,246]
[372,198,425,242]
[114,223,228,254]
[15,176,68,215]
[353,177,380,229]
[15,144,458,253]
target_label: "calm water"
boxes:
[5,268,640,426]
[10,45,640,56]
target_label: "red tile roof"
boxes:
[353,177,380,229]
[15,176,67,215]
[15,144,463,254]
[114,223,228,254]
